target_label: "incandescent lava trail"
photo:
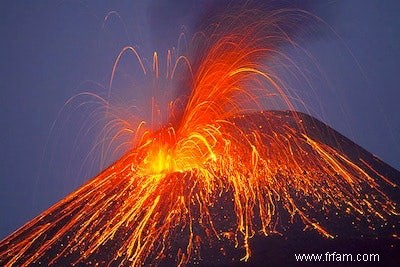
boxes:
[0,9,399,266]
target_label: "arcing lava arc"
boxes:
[0,9,399,266]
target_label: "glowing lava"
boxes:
[0,9,399,266]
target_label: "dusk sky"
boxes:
[1,0,399,240]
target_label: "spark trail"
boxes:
[0,9,399,266]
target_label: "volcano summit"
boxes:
[0,110,399,266]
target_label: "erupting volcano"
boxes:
[1,8,399,266]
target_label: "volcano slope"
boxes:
[0,110,399,266]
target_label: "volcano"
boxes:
[1,110,399,266]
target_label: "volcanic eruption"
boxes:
[1,8,399,266]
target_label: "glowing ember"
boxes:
[0,9,398,266]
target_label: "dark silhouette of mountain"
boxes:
[1,110,399,266]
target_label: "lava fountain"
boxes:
[0,8,398,266]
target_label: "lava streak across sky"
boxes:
[1,4,400,267]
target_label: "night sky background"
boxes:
[0,0,399,247]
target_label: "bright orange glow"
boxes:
[0,9,398,266]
